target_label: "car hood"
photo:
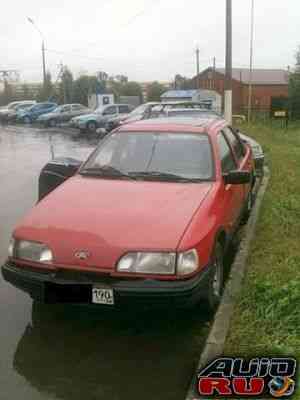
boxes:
[38,112,57,120]
[73,113,98,122]
[0,108,10,114]
[14,176,212,270]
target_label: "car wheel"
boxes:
[23,116,31,124]
[205,242,224,313]
[48,119,57,128]
[86,121,97,133]
[241,179,255,224]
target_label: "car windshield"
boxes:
[53,106,63,113]
[16,103,33,111]
[127,103,151,117]
[8,103,20,110]
[80,131,213,182]
[94,107,105,114]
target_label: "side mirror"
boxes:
[223,170,251,185]
[38,157,82,201]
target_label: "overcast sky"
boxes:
[1,0,299,83]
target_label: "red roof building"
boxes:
[193,68,289,114]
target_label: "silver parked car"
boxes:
[37,104,91,127]
[0,100,36,123]
[70,103,135,133]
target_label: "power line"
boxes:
[122,0,162,28]
[84,0,162,48]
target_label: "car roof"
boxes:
[118,117,226,135]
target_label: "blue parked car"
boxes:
[17,102,57,124]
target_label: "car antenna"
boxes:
[48,133,55,160]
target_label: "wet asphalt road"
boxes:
[0,124,213,400]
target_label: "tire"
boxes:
[48,119,57,128]
[205,242,224,313]
[241,179,255,224]
[86,121,97,133]
[23,116,31,124]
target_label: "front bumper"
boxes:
[2,261,212,309]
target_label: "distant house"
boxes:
[192,68,289,114]
[160,89,222,113]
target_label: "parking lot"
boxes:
[0,124,225,400]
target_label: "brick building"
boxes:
[193,68,289,114]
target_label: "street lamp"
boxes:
[224,0,232,124]
[27,17,46,87]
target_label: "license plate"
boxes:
[92,287,114,305]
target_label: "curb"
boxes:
[185,167,270,400]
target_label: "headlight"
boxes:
[117,252,176,275]
[8,238,15,257]
[9,239,53,263]
[117,249,199,276]
[177,249,199,276]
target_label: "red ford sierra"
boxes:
[2,117,255,311]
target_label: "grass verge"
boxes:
[225,122,300,393]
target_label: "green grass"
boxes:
[225,122,300,394]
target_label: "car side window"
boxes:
[119,105,130,114]
[41,103,53,109]
[72,104,84,111]
[103,106,117,115]
[222,127,245,160]
[217,132,237,173]
[61,105,71,113]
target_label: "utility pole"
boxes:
[42,41,46,86]
[196,47,200,89]
[224,0,232,124]
[212,57,216,89]
[247,0,255,124]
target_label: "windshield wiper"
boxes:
[128,171,196,182]
[80,165,135,180]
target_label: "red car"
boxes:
[2,117,255,311]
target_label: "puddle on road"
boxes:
[14,304,210,400]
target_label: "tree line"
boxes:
[0,67,177,106]
[289,46,300,119]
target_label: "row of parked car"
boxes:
[0,100,135,132]
[0,99,265,176]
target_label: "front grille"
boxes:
[54,269,113,283]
